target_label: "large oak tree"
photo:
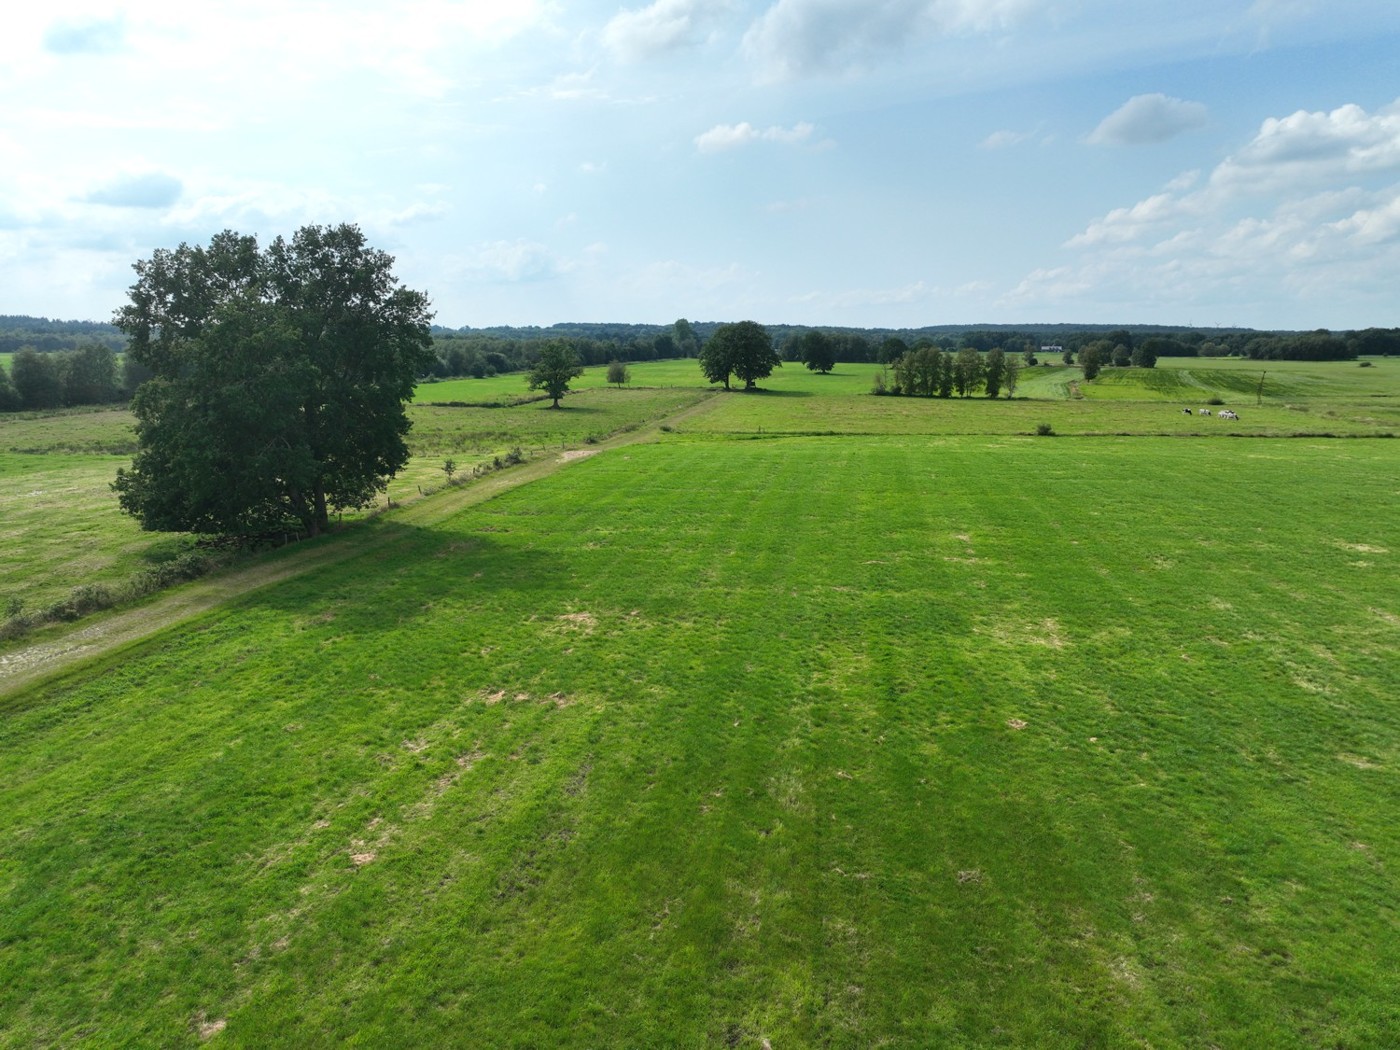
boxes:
[700,320,779,390]
[113,224,434,538]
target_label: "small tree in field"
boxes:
[799,330,836,374]
[984,348,1006,398]
[528,340,584,408]
[953,347,984,397]
[1080,342,1106,381]
[1003,354,1020,398]
[607,359,630,387]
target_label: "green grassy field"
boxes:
[0,387,713,616]
[2,357,1399,1047]
[3,356,1394,617]
[2,436,1398,1046]
[412,358,703,403]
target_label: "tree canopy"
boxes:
[528,340,584,407]
[701,321,780,390]
[112,224,434,539]
[797,330,837,374]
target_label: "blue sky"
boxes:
[4,1,1400,330]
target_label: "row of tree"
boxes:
[882,346,1022,398]
[0,344,148,412]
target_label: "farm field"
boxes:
[2,363,1399,1046]
[0,385,714,616]
[413,357,703,402]
[2,356,1394,618]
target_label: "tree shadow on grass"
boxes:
[534,403,607,414]
[234,520,571,637]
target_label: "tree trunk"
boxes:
[311,485,328,537]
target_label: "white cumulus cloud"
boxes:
[1013,96,1400,324]
[1211,100,1400,191]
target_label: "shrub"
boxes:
[49,583,114,621]
[1035,422,1055,436]
[1206,397,1225,406]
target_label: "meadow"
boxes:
[2,357,1398,1047]
[0,384,713,617]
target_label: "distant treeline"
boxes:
[4,316,1396,408]
[422,320,1397,379]
[0,315,125,355]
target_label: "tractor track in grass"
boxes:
[0,391,722,702]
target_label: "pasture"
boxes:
[2,355,1399,1047]
[0,385,713,617]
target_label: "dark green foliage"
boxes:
[606,359,630,387]
[701,321,780,390]
[698,337,732,389]
[1080,342,1107,381]
[0,315,124,355]
[12,348,64,409]
[1350,327,1400,357]
[880,336,908,364]
[60,343,121,404]
[953,347,984,397]
[984,348,1006,398]
[1002,353,1020,398]
[527,340,584,407]
[1244,330,1354,361]
[798,330,837,373]
[0,361,20,411]
[1036,421,1055,435]
[1111,344,1132,367]
[112,224,434,538]
[891,346,947,397]
[673,318,700,358]
[121,354,155,397]
[1131,344,1158,368]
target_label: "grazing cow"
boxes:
[1182,408,1193,415]
[1198,408,1212,416]
[1219,409,1239,420]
